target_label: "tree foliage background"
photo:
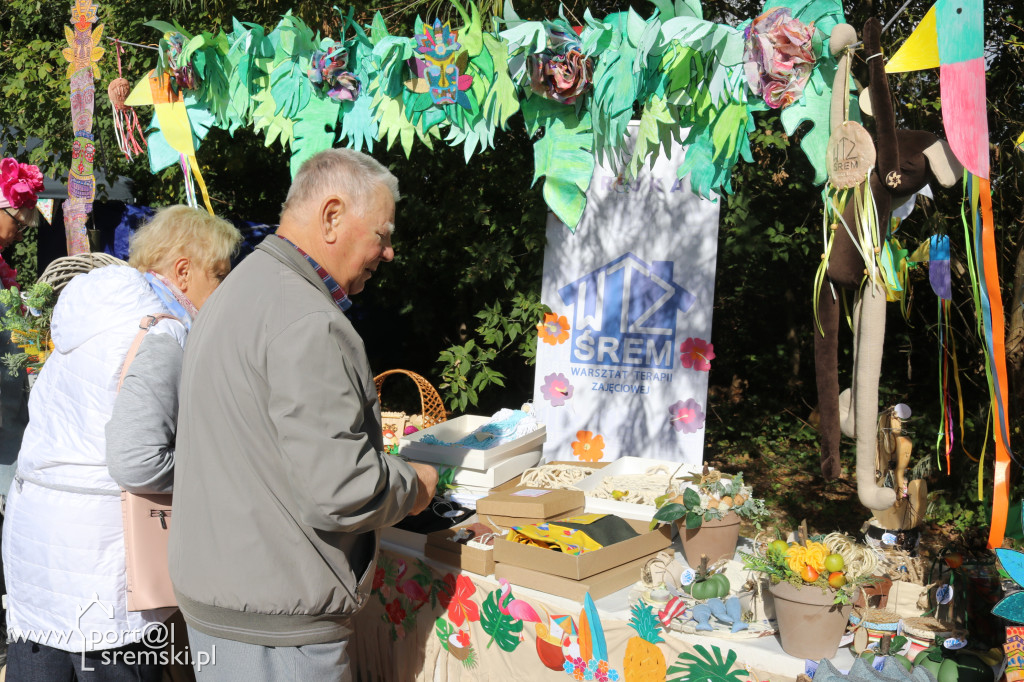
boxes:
[2,0,1022,530]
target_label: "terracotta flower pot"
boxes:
[769,581,856,660]
[678,511,741,566]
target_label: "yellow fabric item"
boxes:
[505,514,609,555]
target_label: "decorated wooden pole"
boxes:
[62,0,104,255]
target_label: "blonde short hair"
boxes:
[281,148,399,219]
[128,205,242,274]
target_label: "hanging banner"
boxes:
[533,128,720,466]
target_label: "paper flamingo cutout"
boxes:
[496,579,542,623]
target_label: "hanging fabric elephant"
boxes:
[814,18,961,510]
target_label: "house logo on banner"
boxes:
[559,254,695,371]
[533,127,720,466]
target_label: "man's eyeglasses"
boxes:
[3,208,33,233]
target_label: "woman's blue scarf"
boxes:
[144,271,195,331]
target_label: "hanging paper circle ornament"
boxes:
[668,399,705,434]
[826,121,876,189]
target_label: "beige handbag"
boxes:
[117,314,178,611]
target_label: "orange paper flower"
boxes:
[571,431,605,462]
[537,312,570,345]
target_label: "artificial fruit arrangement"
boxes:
[742,534,873,605]
[652,470,768,530]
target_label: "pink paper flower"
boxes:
[679,337,715,372]
[541,372,574,406]
[668,399,706,434]
[0,157,44,210]
[743,8,817,109]
[18,163,44,192]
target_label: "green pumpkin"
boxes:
[949,654,995,682]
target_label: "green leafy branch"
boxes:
[437,291,548,412]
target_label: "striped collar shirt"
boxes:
[276,234,352,312]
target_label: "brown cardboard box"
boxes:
[489,460,607,493]
[476,487,585,521]
[495,550,661,601]
[424,528,496,576]
[480,507,585,531]
[492,518,671,580]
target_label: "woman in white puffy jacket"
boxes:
[2,206,241,680]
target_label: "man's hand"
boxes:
[407,462,439,516]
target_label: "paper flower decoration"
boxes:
[541,372,574,406]
[0,258,18,289]
[679,337,715,372]
[571,430,605,462]
[537,312,570,345]
[527,26,593,105]
[308,44,361,102]
[0,158,45,210]
[743,7,817,109]
[668,399,705,434]
[159,32,198,91]
[414,20,472,108]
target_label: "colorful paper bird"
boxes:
[886,0,988,179]
[887,0,1014,549]
[125,71,214,214]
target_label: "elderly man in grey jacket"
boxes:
[169,148,438,681]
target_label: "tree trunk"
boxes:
[1008,241,1024,406]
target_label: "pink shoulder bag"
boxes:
[117,314,178,612]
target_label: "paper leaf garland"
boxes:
[122,0,850,230]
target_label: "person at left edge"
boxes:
[2,205,241,681]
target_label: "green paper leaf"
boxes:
[290,93,341,178]
[993,592,1024,624]
[435,617,455,650]
[683,487,701,508]
[653,502,686,522]
[779,61,836,185]
[686,511,704,529]
[627,94,679,178]
[252,89,294,149]
[668,644,748,682]
[532,110,595,231]
[144,20,180,37]
[480,588,523,652]
[592,43,640,167]
[269,58,312,119]
[481,35,520,130]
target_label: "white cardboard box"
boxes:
[399,415,546,471]
[574,456,705,521]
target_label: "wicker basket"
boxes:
[374,370,447,439]
[38,253,127,296]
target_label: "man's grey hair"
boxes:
[281,148,400,219]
